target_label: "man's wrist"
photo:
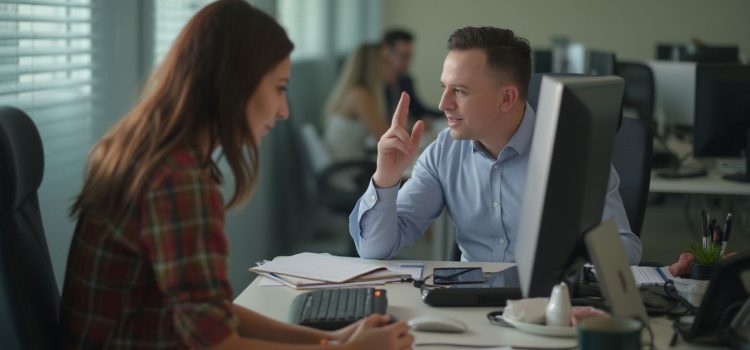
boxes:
[372,171,399,188]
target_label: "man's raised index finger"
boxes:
[391,91,410,129]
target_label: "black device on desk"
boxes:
[288,287,388,330]
[421,267,522,306]
[675,253,750,346]
[433,267,485,285]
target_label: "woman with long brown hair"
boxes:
[60,1,412,349]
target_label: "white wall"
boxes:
[382,0,750,107]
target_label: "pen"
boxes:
[709,219,717,244]
[721,213,732,256]
[701,209,708,249]
[713,226,722,246]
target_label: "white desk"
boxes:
[234,260,724,349]
[650,170,750,196]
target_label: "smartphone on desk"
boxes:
[433,267,485,285]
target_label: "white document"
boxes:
[250,252,393,283]
[258,273,399,289]
[255,259,425,289]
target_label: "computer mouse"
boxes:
[407,315,468,333]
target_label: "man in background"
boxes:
[351,26,642,264]
[383,29,442,119]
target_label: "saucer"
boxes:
[502,314,576,338]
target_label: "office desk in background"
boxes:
[650,169,750,196]
[235,260,723,349]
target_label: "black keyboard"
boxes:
[288,287,388,330]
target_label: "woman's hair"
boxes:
[70,0,293,217]
[324,43,387,119]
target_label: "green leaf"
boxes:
[688,242,722,265]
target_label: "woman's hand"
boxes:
[332,314,413,350]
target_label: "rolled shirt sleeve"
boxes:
[350,140,446,260]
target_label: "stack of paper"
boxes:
[249,252,424,290]
[630,266,673,286]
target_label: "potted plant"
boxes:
[688,242,722,280]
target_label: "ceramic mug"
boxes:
[577,317,643,350]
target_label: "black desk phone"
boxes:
[675,253,750,349]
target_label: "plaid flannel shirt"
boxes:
[60,147,237,349]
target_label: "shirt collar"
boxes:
[472,102,537,159]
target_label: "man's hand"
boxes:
[372,92,425,188]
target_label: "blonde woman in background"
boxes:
[323,43,394,161]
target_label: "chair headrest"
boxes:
[0,106,44,211]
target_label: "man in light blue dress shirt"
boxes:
[349,27,642,265]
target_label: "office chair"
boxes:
[0,106,60,350]
[615,62,655,125]
[293,121,375,255]
[299,123,376,213]
[611,116,653,238]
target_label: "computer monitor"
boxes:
[656,44,687,61]
[648,61,696,129]
[588,50,616,76]
[683,45,740,64]
[533,49,552,73]
[516,75,625,297]
[693,64,750,182]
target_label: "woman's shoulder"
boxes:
[148,147,217,194]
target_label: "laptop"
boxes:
[584,219,650,322]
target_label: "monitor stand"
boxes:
[722,129,750,182]
[657,166,708,179]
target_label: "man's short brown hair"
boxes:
[447,27,531,99]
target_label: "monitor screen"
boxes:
[693,64,750,182]
[533,49,552,74]
[655,44,686,61]
[693,64,750,159]
[516,76,624,297]
[588,50,616,76]
[648,61,696,128]
[685,46,740,64]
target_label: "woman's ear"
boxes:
[498,85,519,113]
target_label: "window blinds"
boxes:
[153,0,213,66]
[0,0,93,187]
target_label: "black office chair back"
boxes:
[0,106,60,350]
[611,116,653,237]
[530,73,652,236]
[615,62,655,125]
